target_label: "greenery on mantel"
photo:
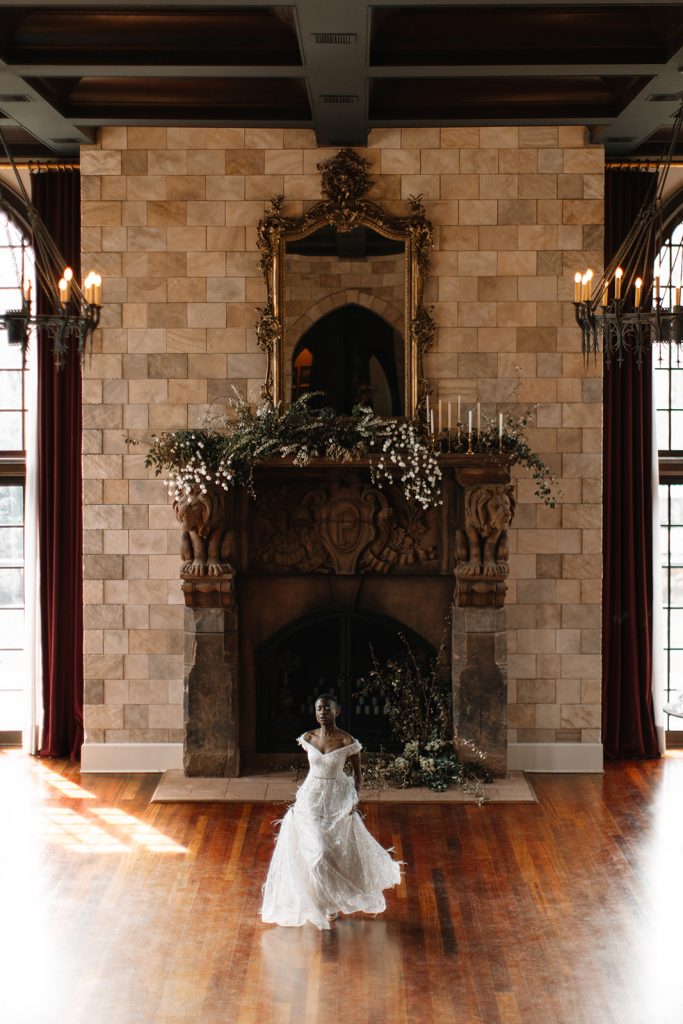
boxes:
[139,392,559,509]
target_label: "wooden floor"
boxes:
[1,750,682,1024]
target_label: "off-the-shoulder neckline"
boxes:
[299,735,359,756]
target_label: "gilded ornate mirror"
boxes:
[256,149,434,419]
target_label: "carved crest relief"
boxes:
[250,476,438,575]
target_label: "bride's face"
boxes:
[315,699,338,727]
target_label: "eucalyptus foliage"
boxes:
[141,392,557,510]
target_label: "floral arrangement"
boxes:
[139,391,558,510]
[355,627,490,794]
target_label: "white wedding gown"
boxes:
[261,735,402,930]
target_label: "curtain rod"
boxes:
[606,161,683,170]
[0,162,79,171]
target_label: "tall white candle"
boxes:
[447,401,452,431]
[468,409,472,434]
[499,412,503,438]
[457,394,461,423]
[476,402,481,434]
[430,409,435,436]
[438,399,442,434]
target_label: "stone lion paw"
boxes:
[483,560,509,577]
[457,560,483,577]
[182,558,206,576]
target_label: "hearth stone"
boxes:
[183,592,239,777]
[451,606,507,777]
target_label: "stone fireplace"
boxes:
[181,456,514,778]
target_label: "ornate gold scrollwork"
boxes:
[255,148,435,417]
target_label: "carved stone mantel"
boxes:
[178,454,515,777]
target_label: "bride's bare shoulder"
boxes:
[338,730,356,747]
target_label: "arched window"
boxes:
[654,192,683,742]
[0,189,34,736]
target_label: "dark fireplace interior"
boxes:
[292,303,404,415]
[256,609,435,754]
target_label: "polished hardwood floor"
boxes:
[1,748,682,1024]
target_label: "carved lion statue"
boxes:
[455,484,516,578]
[174,487,232,577]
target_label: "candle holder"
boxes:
[466,431,474,455]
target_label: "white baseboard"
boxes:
[81,742,183,773]
[507,742,603,773]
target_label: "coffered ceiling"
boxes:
[0,1,682,160]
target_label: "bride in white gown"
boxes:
[261,694,402,930]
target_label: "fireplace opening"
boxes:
[255,609,435,754]
[291,304,404,415]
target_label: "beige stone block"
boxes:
[580,632,602,657]
[519,127,558,148]
[516,630,557,655]
[122,406,148,430]
[563,147,604,173]
[537,199,563,224]
[460,149,499,174]
[507,704,537,730]
[536,704,561,730]
[224,200,267,225]
[438,226,479,251]
[126,176,166,201]
[518,276,558,302]
[166,378,208,405]
[164,328,205,354]
[396,127,438,148]
[166,277,205,303]
[148,704,184,730]
[451,302,494,328]
[558,174,584,199]
[440,127,479,148]
[205,277,245,303]
[437,276,476,303]
[129,480,171,504]
[85,653,124,679]
[480,174,519,199]
[560,703,601,729]
[518,226,558,251]
[166,227,207,252]
[120,150,148,176]
[164,175,205,200]
[126,379,167,405]
[497,251,536,276]
[82,201,122,227]
[497,200,537,225]
[84,631,103,655]
[477,326,518,351]
[101,227,127,252]
[458,199,497,225]
[147,149,186,175]
[440,175,480,199]
[537,150,563,174]
[562,200,603,225]
[127,679,168,704]
[148,405,188,430]
[496,149,537,174]
[122,653,149,680]
[497,302,536,327]
[556,379,582,402]
[185,302,225,328]
[518,174,558,200]
[583,174,603,200]
[86,704,124,730]
[396,174,439,200]
[81,149,122,175]
[103,629,129,654]
[186,200,225,226]
[147,201,187,227]
[122,198,147,225]
[146,554,181,579]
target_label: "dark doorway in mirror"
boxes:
[291,304,404,415]
[255,609,435,754]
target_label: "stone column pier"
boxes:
[451,606,507,777]
[182,578,239,777]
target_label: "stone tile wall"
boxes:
[80,125,603,751]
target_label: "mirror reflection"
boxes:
[284,225,405,415]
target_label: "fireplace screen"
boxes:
[256,611,435,754]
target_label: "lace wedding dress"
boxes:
[261,735,402,930]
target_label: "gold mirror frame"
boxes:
[256,148,434,419]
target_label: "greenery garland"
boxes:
[140,392,558,510]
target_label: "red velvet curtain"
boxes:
[602,169,659,759]
[32,170,84,760]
